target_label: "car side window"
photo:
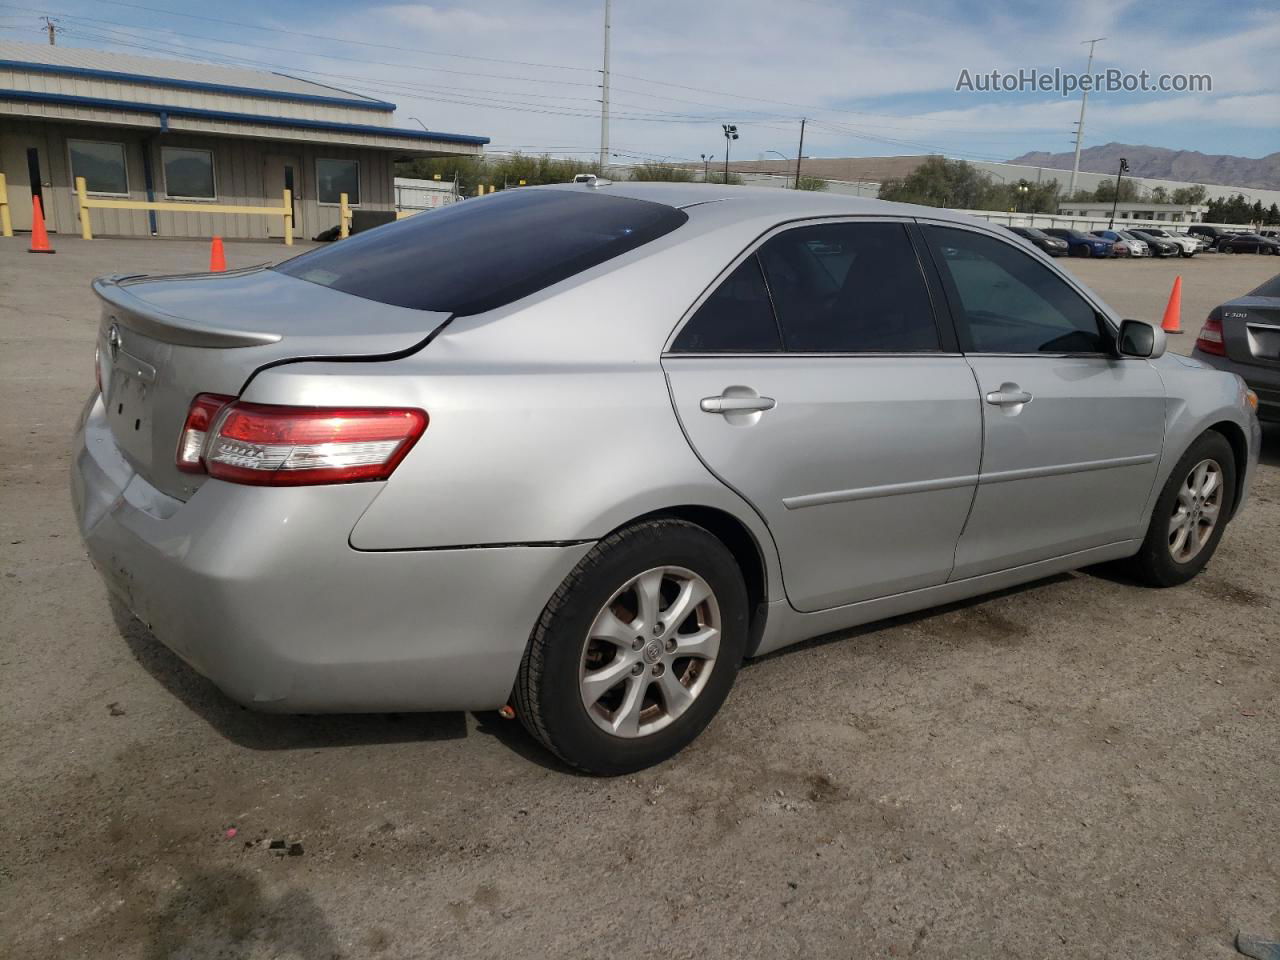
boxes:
[670,254,782,353]
[925,225,1108,354]
[756,222,940,352]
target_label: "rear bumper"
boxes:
[1191,350,1280,421]
[71,394,592,712]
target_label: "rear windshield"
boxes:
[1249,274,1280,297]
[274,189,688,315]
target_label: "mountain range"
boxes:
[1009,142,1280,191]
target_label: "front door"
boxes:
[921,223,1166,580]
[0,132,55,232]
[664,219,982,613]
[263,154,302,238]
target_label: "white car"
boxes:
[1141,227,1199,257]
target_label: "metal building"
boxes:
[0,41,488,239]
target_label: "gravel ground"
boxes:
[1,237,1278,960]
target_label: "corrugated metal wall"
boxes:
[0,119,396,239]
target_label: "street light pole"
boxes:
[700,154,714,182]
[1108,157,1129,229]
[722,124,738,185]
[794,117,806,189]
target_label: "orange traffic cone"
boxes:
[28,195,55,254]
[209,235,226,272]
[1161,275,1183,334]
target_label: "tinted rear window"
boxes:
[274,189,687,315]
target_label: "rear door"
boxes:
[663,218,982,613]
[921,222,1166,579]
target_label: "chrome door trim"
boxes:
[783,473,980,509]
[977,453,1158,485]
[781,452,1158,510]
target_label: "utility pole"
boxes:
[794,117,806,189]
[42,16,57,45]
[1108,157,1129,229]
[1068,37,1104,198]
[598,0,611,173]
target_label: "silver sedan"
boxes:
[72,182,1261,774]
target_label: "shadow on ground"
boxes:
[142,867,338,960]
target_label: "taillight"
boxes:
[1194,314,1226,356]
[201,402,427,486]
[176,393,235,473]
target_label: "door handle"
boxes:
[984,385,1033,406]
[700,395,776,414]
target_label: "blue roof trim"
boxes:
[0,88,490,146]
[0,58,396,112]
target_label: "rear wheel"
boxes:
[1126,431,1236,587]
[514,519,748,775]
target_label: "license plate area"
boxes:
[106,351,158,467]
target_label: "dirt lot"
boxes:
[1,238,1278,960]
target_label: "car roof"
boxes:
[534,180,1000,233]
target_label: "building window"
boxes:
[162,147,216,200]
[69,140,128,196]
[316,158,360,205]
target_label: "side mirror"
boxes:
[1117,318,1166,359]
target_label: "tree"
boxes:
[795,175,828,192]
[629,162,694,182]
[1268,203,1280,226]
[1092,177,1143,203]
[877,156,992,209]
[1171,185,1207,205]
[395,152,598,195]
[1206,193,1255,224]
[1149,186,1170,203]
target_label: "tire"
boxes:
[514,519,749,775]
[1126,431,1236,587]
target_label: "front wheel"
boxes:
[514,519,749,775]
[1126,431,1236,587]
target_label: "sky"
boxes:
[1,0,1277,167]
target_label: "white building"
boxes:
[1055,201,1210,223]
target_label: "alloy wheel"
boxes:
[579,566,721,738]
[1169,458,1223,564]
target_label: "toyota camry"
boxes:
[73,182,1261,774]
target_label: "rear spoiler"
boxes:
[92,273,282,348]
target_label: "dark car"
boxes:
[1127,229,1181,257]
[1041,228,1114,258]
[1187,225,1237,250]
[1003,225,1069,256]
[1192,272,1280,421]
[1220,233,1280,255]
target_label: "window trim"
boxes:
[916,218,1120,359]
[160,145,217,201]
[664,215,954,357]
[315,157,360,207]
[67,138,129,198]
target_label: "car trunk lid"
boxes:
[93,266,450,501]
[1221,296,1280,370]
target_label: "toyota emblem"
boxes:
[107,323,122,362]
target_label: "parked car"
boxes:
[1187,225,1238,250]
[71,184,1261,774]
[1091,230,1138,257]
[1219,233,1280,255]
[1192,272,1280,422]
[1003,225,1069,257]
[1136,227,1199,257]
[1175,231,1213,252]
[1128,229,1181,257]
[1116,231,1152,257]
[1042,228,1115,258]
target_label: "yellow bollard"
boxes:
[76,176,93,240]
[339,192,350,239]
[0,173,12,238]
[282,188,293,246]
